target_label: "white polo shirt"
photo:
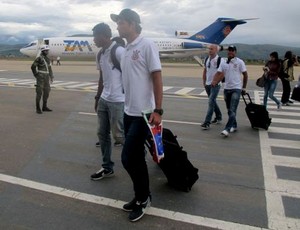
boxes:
[96,41,125,102]
[121,36,161,116]
[205,55,224,85]
[217,57,247,89]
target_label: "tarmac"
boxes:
[0,60,300,230]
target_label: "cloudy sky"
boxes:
[0,0,299,47]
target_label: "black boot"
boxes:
[42,101,52,112]
[36,104,42,114]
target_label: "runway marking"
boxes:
[0,173,265,230]
[174,87,195,95]
[256,90,300,230]
[78,112,202,126]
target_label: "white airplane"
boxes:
[20,17,253,62]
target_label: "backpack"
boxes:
[204,56,223,82]
[97,43,124,72]
[204,56,221,69]
[278,59,289,79]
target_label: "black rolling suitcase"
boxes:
[146,128,199,192]
[291,85,300,102]
[242,93,271,130]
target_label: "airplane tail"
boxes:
[188,18,251,44]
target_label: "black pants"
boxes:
[280,77,291,104]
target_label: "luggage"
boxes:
[291,85,300,102]
[242,93,272,130]
[146,128,199,192]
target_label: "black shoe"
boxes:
[128,196,151,222]
[123,198,137,212]
[36,109,42,114]
[42,107,52,112]
[211,118,221,124]
[288,100,294,104]
[90,168,114,180]
[96,142,100,147]
[201,122,210,130]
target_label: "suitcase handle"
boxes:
[242,92,253,105]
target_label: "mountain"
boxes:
[0,44,26,57]
[223,43,300,60]
[0,43,300,60]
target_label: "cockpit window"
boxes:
[23,42,37,48]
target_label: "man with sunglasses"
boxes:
[201,44,224,130]
[212,45,248,137]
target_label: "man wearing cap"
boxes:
[212,45,248,137]
[110,8,163,222]
[31,45,54,114]
[90,23,125,181]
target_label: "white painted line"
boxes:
[164,119,201,125]
[200,90,208,96]
[174,87,195,95]
[268,139,300,149]
[269,111,300,117]
[272,118,300,125]
[259,130,286,230]
[66,82,96,88]
[268,106,300,111]
[276,179,300,196]
[0,78,19,82]
[268,127,300,135]
[78,112,202,126]
[84,85,98,90]
[163,86,172,91]
[0,70,7,72]
[0,173,265,230]
[51,81,80,87]
[268,155,300,168]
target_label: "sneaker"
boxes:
[288,100,294,104]
[201,122,210,130]
[277,103,282,110]
[114,142,123,147]
[128,196,151,222]
[211,118,221,124]
[90,168,114,180]
[96,142,100,147]
[220,130,229,137]
[123,198,137,212]
[229,127,237,133]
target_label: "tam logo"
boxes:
[64,40,93,52]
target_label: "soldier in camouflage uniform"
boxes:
[31,45,54,114]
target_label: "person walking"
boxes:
[212,45,248,137]
[280,51,295,105]
[263,52,281,109]
[111,8,163,222]
[90,23,125,181]
[31,45,54,114]
[201,44,224,130]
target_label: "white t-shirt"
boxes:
[96,41,125,102]
[217,57,247,89]
[205,55,224,85]
[121,36,161,116]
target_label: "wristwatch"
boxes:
[154,108,164,116]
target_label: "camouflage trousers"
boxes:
[35,73,51,104]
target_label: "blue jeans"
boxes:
[121,113,150,202]
[263,79,280,107]
[204,84,222,123]
[97,98,124,171]
[223,89,241,131]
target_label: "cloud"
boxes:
[0,0,299,47]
